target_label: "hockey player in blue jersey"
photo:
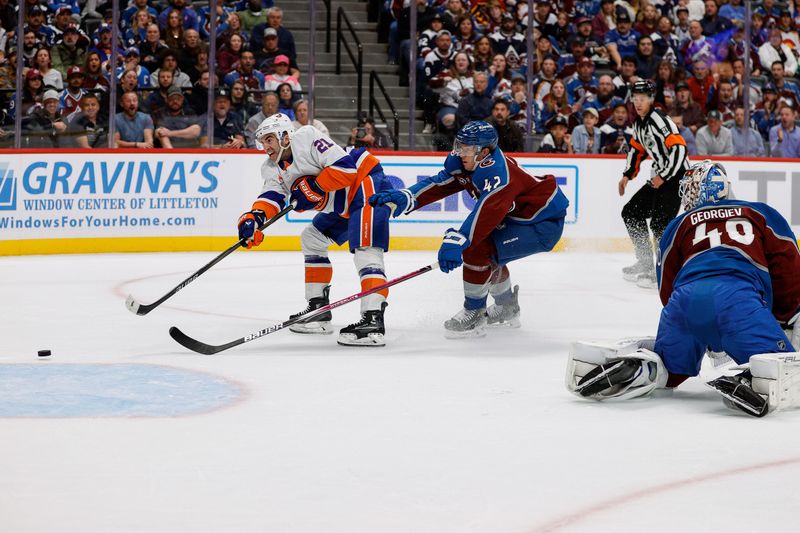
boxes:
[566,160,800,417]
[368,121,569,338]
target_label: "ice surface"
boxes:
[1,250,798,532]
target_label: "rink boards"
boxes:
[0,150,798,255]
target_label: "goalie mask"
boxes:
[254,113,295,159]
[679,159,729,210]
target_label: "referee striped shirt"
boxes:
[623,108,689,182]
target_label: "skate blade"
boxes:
[623,272,641,282]
[487,317,521,329]
[444,327,487,339]
[636,279,657,290]
[289,322,334,335]
[337,332,386,346]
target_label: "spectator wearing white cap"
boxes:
[22,89,67,148]
[571,107,602,154]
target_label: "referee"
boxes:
[618,79,689,288]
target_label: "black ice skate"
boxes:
[444,307,487,339]
[289,286,333,335]
[337,302,387,346]
[707,370,769,418]
[487,285,521,328]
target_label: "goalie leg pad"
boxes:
[750,352,800,412]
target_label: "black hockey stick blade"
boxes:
[169,262,439,354]
[169,326,246,355]
[126,202,296,316]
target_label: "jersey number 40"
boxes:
[691,219,755,249]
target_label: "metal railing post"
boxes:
[335,9,341,75]
[108,0,119,147]
[206,0,218,147]
[13,1,24,148]
[357,44,363,117]
[408,5,417,150]
[524,1,535,153]
[309,0,317,122]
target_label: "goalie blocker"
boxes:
[566,338,800,417]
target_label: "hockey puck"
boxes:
[38,350,51,357]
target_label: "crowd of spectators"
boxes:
[0,0,331,148]
[379,0,800,156]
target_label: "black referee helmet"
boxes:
[630,79,656,97]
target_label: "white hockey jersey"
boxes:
[253,125,382,219]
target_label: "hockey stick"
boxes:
[125,202,296,316]
[169,262,439,354]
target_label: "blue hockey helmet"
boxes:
[679,160,729,210]
[453,121,498,155]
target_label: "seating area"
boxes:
[2,0,800,155]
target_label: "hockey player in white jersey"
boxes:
[237,113,395,346]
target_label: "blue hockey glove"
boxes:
[238,210,267,248]
[290,176,328,212]
[368,189,416,218]
[438,228,469,273]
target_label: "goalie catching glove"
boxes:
[566,337,668,400]
[290,176,328,212]
[238,210,267,248]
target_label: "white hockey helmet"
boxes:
[254,113,295,152]
[679,159,729,210]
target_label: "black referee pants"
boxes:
[621,176,681,269]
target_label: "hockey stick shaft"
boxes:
[169,262,439,354]
[126,202,295,316]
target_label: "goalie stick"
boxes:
[125,202,296,316]
[169,262,439,354]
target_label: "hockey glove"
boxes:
[290,176,328,212]
[237,210,267,248]
[438,228,469,273]
[368,189,416,218]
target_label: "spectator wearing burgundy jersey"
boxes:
[58,66,88,116]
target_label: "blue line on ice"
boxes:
[0,364,240,417]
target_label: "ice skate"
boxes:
[707,370,769,418]
[635,270,657,289]
[622,260,651,282]
[444,307,487,339]
[487,285,521,328]
[289,286,333,334]
[337,303,387,346]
